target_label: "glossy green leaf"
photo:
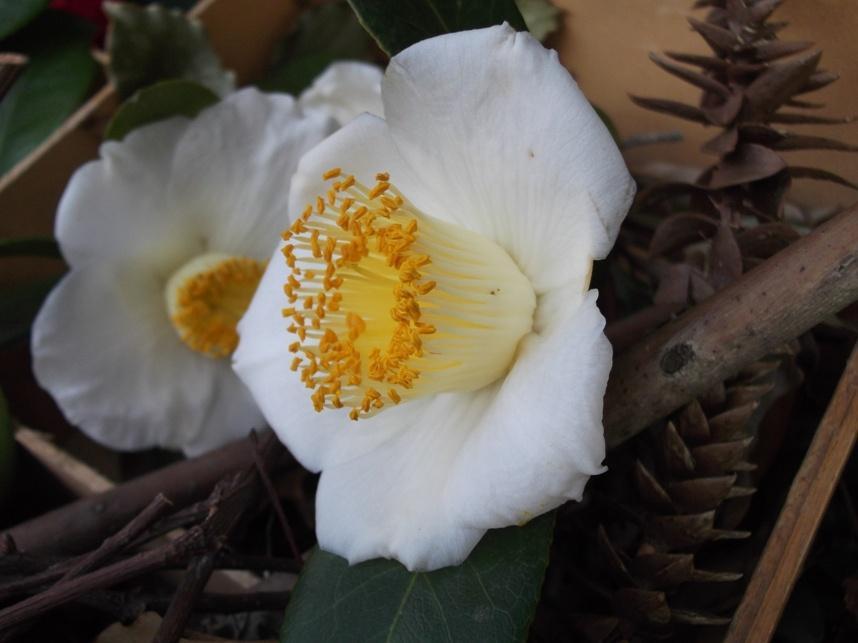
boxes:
[0,277,59,347]
[105,2,235,99]
[0,22,97,174]
[0,236,61,259]
[259,1,375,96]
[105,79,219,141]
[281,512,554,642]
[0,389,12,503]
[346,0,527,56]
[0,0,50,40]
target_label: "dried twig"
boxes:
[249,431,303,564]
[0,432,285,636]
[3,433,290,555]
[60,494,172,582]
[154,552,218,643]
[153,432,283,642]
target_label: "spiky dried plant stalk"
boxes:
[547,2,857,640]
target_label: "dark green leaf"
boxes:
[0,22,97,174]
[0,277,59,346]
[281,513,555,642]
[105,79,219,141]
[105,2,235,99]
[259,1,375,95]
[0,0,50,40]
[346,0,527,56]
[0,389,13,503]
[0,236,61,259]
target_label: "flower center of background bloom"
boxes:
[281,168,536,420]
[166,253,266,359]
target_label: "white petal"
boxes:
[446,289,609,529]
[314,389,495,571]
[286,112,453,227]
[383,25,635,291]
[298,61,384,126]
[309,289,609,571]
[32,266,264,454]
[56,117,195,272]
[170,88,336,260]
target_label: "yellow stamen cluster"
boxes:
[281,168,537,420]
[167,254,266,358]
[282,170,441,419]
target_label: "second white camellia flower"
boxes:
[32,89,335,456]
[234,25,635,571]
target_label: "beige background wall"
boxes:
[554,0,858,208]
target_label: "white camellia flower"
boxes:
[298,61,384,125]
[32,88,335,456]
[233,25,635,571]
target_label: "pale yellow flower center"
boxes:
[165,253,266,358]
[280,168,536,420]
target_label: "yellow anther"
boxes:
[289,341,300,353]
[388,389,401,404]
[323,167,342,180]
[290,357,302,371]
[369,182,390,199]
[375,172,390,181]
[315,196,325,214]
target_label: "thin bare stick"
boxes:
[60,494,172,582]
[250,431,303,564]
[0,529,205,632]
[605,204,858,448]
[154,552,218,643]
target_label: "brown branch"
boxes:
[605,204,858,448]
[2,432,286,555]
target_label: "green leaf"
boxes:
[515,0,560,42]
[281,513,554,642]
[104,2,235,99]
[346,0,527,56]
[258,1,374,95]
[105,79,219,141]
[0,277,60,347]
[0,0,50,40]
[0,236,61,259]
[0,18,97,175]
[0,389,13,503]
